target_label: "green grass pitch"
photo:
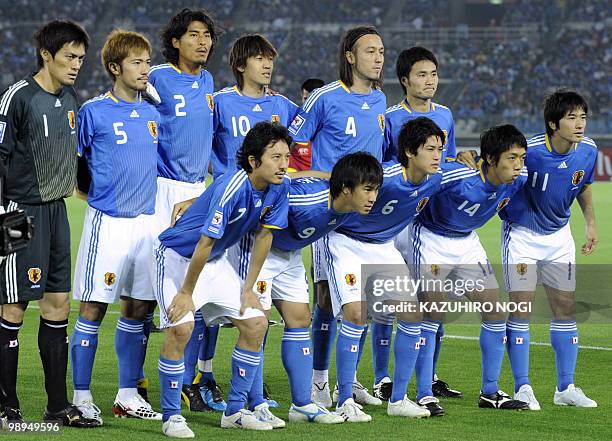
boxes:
[10,183,612,440]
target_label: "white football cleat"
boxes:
[387,395,430,418]
[75,399,103,425]
[312,381,333,408]
[514,384,541,410]
[333,382,382,406]
[336,398,372,423]
[289,403,344,424]
[252,403,285,428]
[112,393,162,420]
[221,409,273,430]
[162,415,195,438]
[554,384,597,408]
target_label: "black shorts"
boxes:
[0,199,71,304]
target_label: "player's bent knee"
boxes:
[170,321,195,345]
[39,292,70,320]
[121,297,154,321]
[1,302,27,323]
[79,301,108,322]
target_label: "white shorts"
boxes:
[394,222,499,293]
[74,206,156,303]
[323,231,414,317]
[152,242,264,328]
[312,237,328,283]
[502,221,576,292]
[153,177,206,236]
[227,239,310,310]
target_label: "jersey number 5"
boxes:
[113,122,128,145]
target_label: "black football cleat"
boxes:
[137,378,150,403]
[418,396,444,416]
[43,404,101,428]
[373,379,393,402]
[263,383,279,408]
[1,406,25,423]
[181,384,212,412]
[478,390,529,410]
[433,379,463,398]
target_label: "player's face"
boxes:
[348,182,379,215]
[242,53,274,88]
[351,34,384,82]
[413,135,443,174]
[554,107,587,144]
[173,21,212,66]
[117,49,151,92]
[252,140,290,184]
[301,88,310,104]
[403,60,438,100]
[490,146,526,184]
[46,41,86,86]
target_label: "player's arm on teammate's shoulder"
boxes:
[577,184,597,255]
[240,226,273,315]
[288,169,331,179]
[171,198,198,226]
[455,149,478,168]
[169,234,215,323]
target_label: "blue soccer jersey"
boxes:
[272,177,355,251]
[148,63,215,183]
[78,92,160,217]
[336,162,443,243]
[500,133,597,234]
[288,80,387,172]
[384,100,456,162]
[418,161,528,237]
[211,86,299,178]
[159,170,290,259]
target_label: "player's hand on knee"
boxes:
[455,150,478,169]
[168,291,195,323]
[171,198,197,226]
[240,289,263,315]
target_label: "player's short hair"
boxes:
[329,152,383,199]
[339,26,383,89]
[480,124,527,166]
[35,20,89,68]
[301,78,325,93]
[101,30,151,81]
[161,8,218,66]
[397,117,446,168]
[230,34,278,89]
[544,90,588,137]
[238,122,292,173]
[396,46,438,95]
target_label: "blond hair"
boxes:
[101,29,151,81]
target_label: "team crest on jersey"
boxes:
[147,121,158,139]
[256,281,267,294]
[572,170,585,186]
[430,264,440,277]
[496,197,510,212]
[67,110,75,129]
[260,206,271,219]
[345,273,357,286]
[377,114,385,131]
[206,94,214,111]
[27,267,42,284]
[271,114,280,124]
[416,197,429,212]
[104,272,116,286]
[212,210,223,226]
[516,263,528,276]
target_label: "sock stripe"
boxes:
[43,321,69,329]
[507,321,530,331]
[421,321,440,333]
[145,313,154,321]
[482,322,507,332]
[340,322,364,339]
[194,311,204,321]
[1,321,23,331]
[232,349,261,365]
[74,324,100,334]
[158,362,185,374]
[397,322,421,336]
[232,353,260,366]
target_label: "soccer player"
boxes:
[287,26,386,407]
[394,124,530,413]
[153,122,291,436]
[211,34,299,178]
[321,117,443,421]
[374,46,463,401]
[148,8,223,413]
[287,78,325,172]
[70,30,162,424]
[227,152,383,424]
[500,90,598,409]
[0,20,96,427]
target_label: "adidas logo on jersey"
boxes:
[130,110,139,118]
[410,190,418,197]
[55,98,62,108]
[252,104,262,112]
[328,219,337,225]
[558,161,568,169]
[488,192,497,200]
[192,81,199,89]
[255,199,262,207]
[361,102,370,110]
